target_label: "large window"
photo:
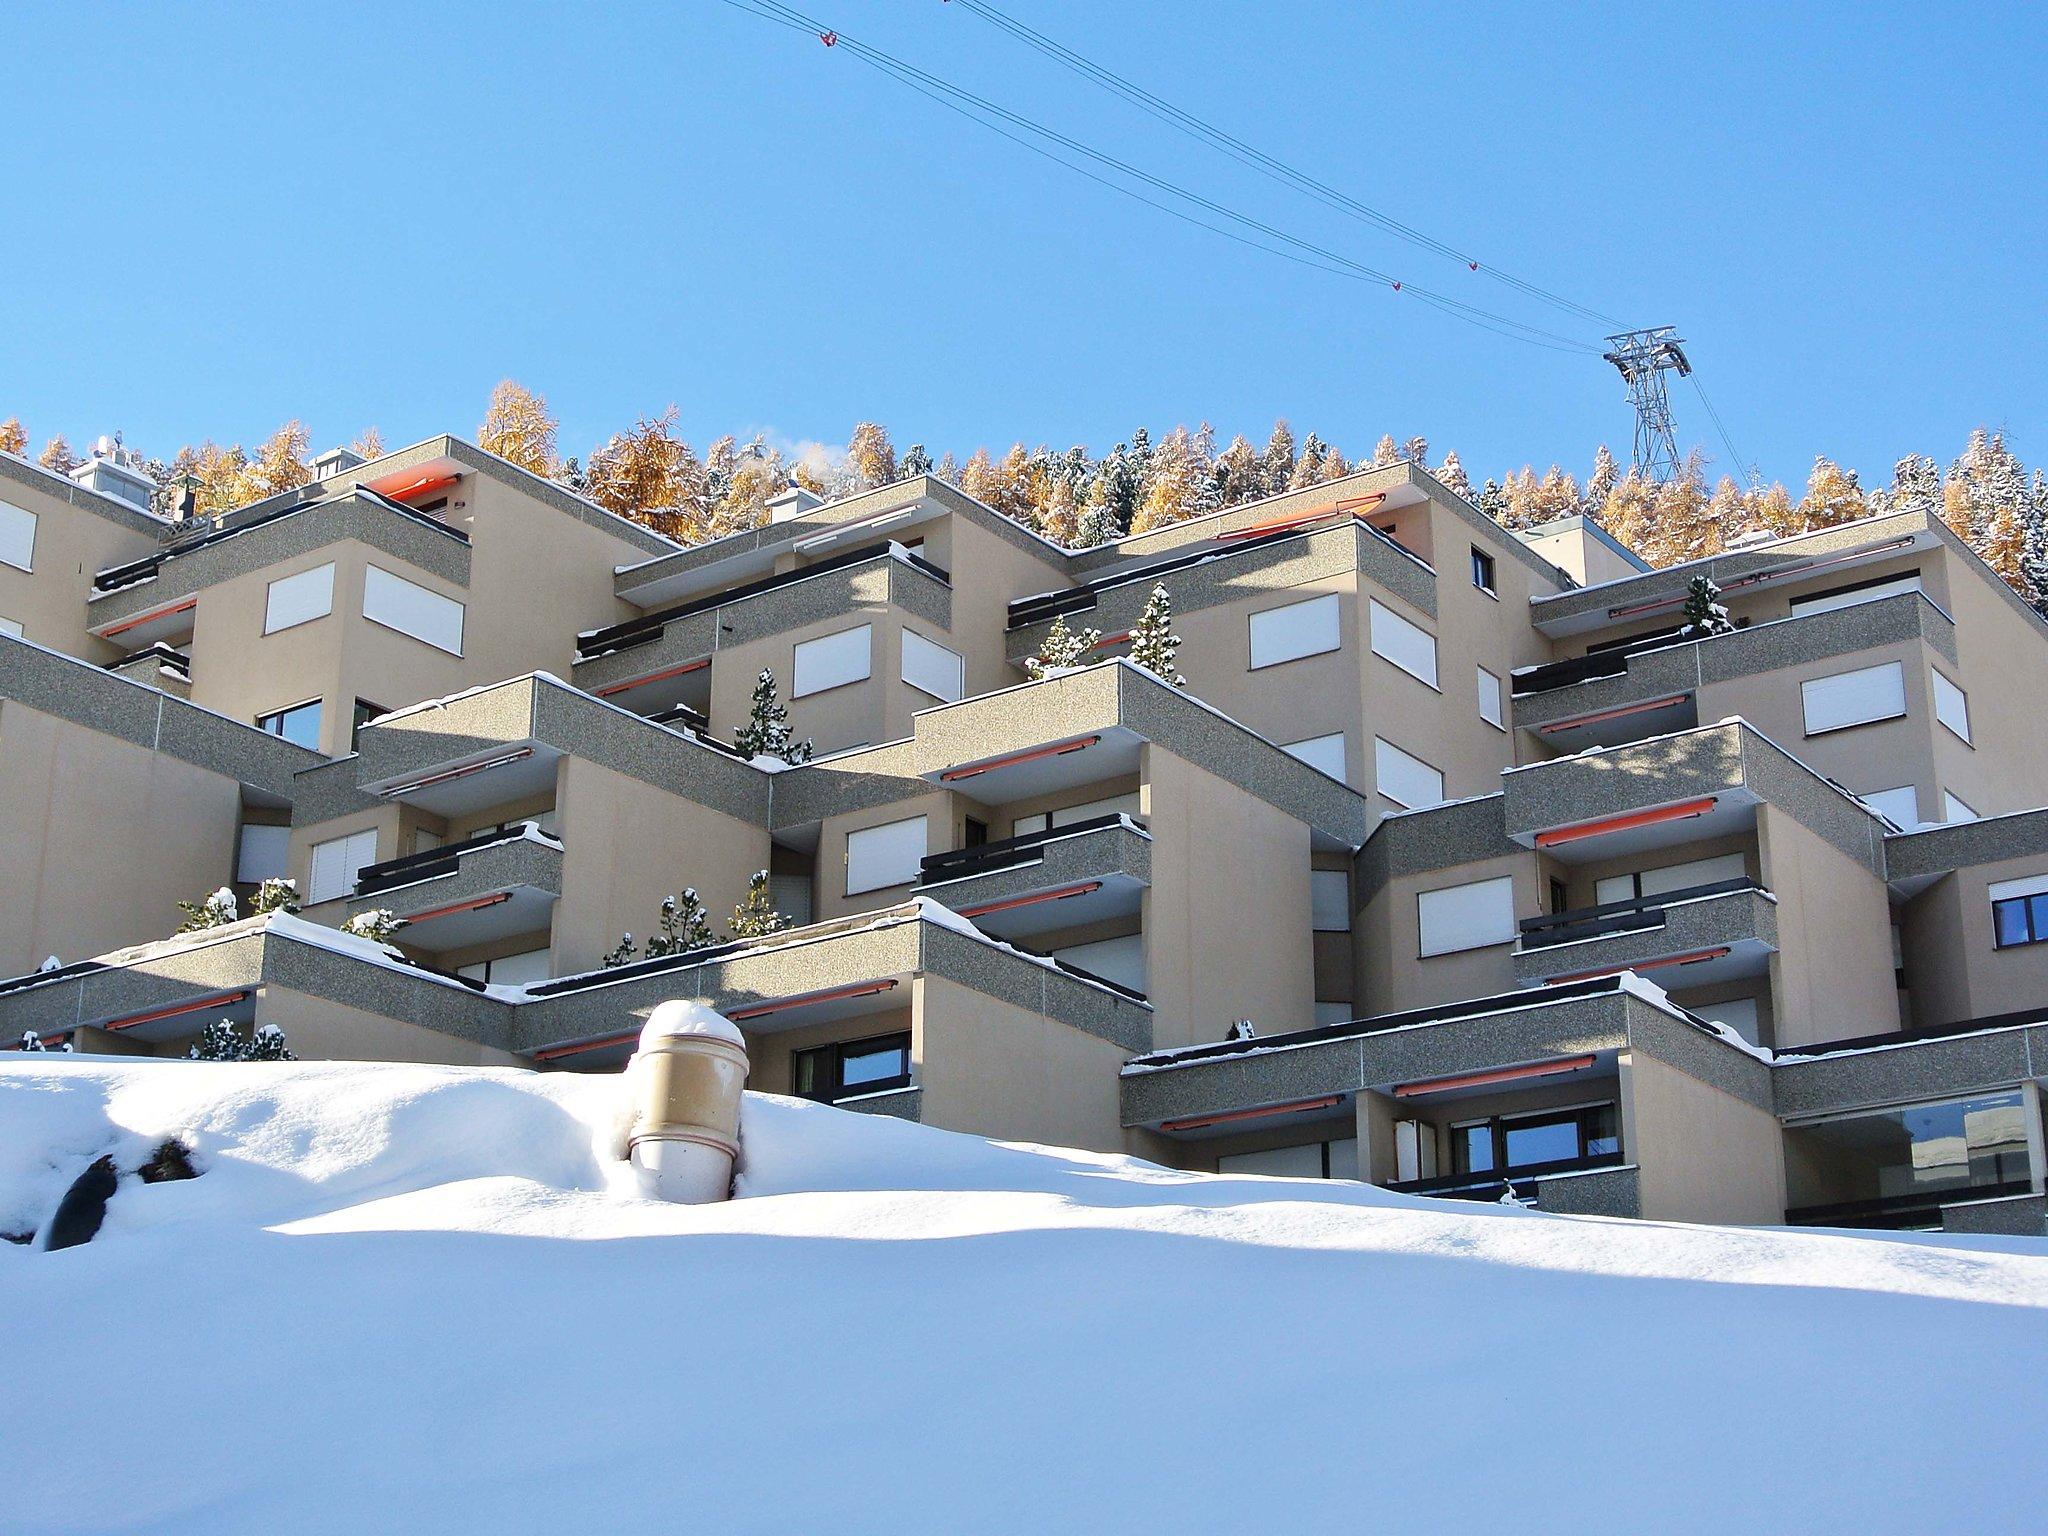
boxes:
[1217,1139,1359,1180]
[1789,570,1921,618]
[0,500,37,571]
[845,815,927,895]
[1012,793,1140,837]
[1374,736,1444,809]
[1990,874,2048,948]
[1452,1102,1620,1177]
[1931,669,1971,744]
[793,1031,912,1103]
[1800,660,1905,736]
[1793,1092,2029,1215]
[308,828,379,904]
[256,698,323,750]
[456,949,552,987]
[794,624,873,697]
[1592,852,1747,907]
[900,629,963,702]
[364,565,464,654]
[1248,593,1340,670]
[1416,875,1516,957]
[1367,599,1438,688]
[1282,731,1347,782]
[264,562,334,635]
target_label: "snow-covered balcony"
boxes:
[1512,879,1778,989]
[346,823,563,954]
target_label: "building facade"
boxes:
[3,435,2044,1237]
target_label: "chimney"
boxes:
[767,485,825,524]
[68,437,156,512]
[311,446,366,481]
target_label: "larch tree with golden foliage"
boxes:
[1797,456,1867,532]
[583,411,709,541]
[0,418,25,457]
[1130,425,1218,535]
[352,428,385,461]
[844,422,898,492]
[241,422,314,502]
[39,435,80,474]
[1980,505,2036,604]
[478,380,559,476]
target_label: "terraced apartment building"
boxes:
[3,435,2044,1236]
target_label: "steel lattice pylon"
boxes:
[1602,327,1693,483]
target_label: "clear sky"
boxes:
[2,1,2040,490]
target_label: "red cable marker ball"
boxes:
[820,30,837,46]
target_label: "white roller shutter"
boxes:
[364,565,464,655]
[1369,599,1438,688]
[1477,666,1505,729]
[1374,737,1445,809]
[794,624,873,697]
[1311,870,1351,932]
[1282,732,1347,781]
[0,501,37,571]
[308,828,378,904]
[845,815,927,895]
[1931,670,1970,743]
[1417,875,1517,957]
[1800,661,1904,735]
[1248,594,1340,670]
[901,629,964,702]
[264,563,335,634]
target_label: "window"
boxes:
[964,817,989,848]
[1801,660,1905,736]
[1367,599,1438,688]
[1248,593,1340,670]
[308,828,378,903]
[1374,736,1444,809]
[256,698,323,750]
[1470,546,1497,595]
[1860,786,1922,828]
[1416,875,1516,957]
[1217,1139,1358,1180]
[456,949,552,987]
[1592,853,1747,907]
[1931,670,1971,744]
[1282,731,1347,782]
[1452,1103,1619,1177]
[264,562,334,635]
[1011,794,1140,837]
[1794,1092,2028,1209]
[0,501,36,571]
[900,629,963,702]
[364,565,464,654]
[351,699,387,748]
[1476,666,1505,730]
[1988,875,2048,948]
[1789,571,1922,618]
[1943,791,1978,824]
[235,824,290,884]
[794,624,873,697]
[793,1031,912,1103]
[1311,870,1351,932]
[1549,877,1569,915]
[845,815,927,895]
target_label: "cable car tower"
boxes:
[1602,327,1692,482]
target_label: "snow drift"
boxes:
[3,1056,2044,1534]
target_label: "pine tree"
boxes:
[1884,453,1942,518]
[900,443,934,478]
[733,669,813,764]
[845,422,898,490]
[1258,420,1297,495]
[1371,434,1400,467]
[247,1023,296,1061]
[1212,435,1262,504]
[187,1019,296,1061]
[177,887,240,932]
[2024,471,2048,614]
[1584,445,1619,513]
[250,878,299,917]
[1680,574,1734,636]
[731,871,788,939]
[1131,425,1218,533]
[1127,426,1154,494]
[644,888,716,957]
[1434,451,1473,501]
[340,909,405,943]
[1289,433,1327,490]
[1476,478,1506,521]
[1401,435,1429,466]
[1127,585,1185,686]
[0,418,25,457]
[602,934,639,968]
[39,435,79,475]
[1025,613,1103,679]
[1087,444,1139,535]
[1798,455,1868,531]
[478,380,560,475]
[1072,499,1121,548]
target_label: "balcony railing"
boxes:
[916,812,1143,885]
[576,541,950,661]
[353,823,556,899]
[1384,1150,1626,1201]
[106,642,191,680]
[1784,1178,2032,1230]
[1517,877,1763,951]
[1510,628,1691,697]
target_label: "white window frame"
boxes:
[1477,666,1505,730]
[1374,736,1445,810]
[1248,593,1340,671]
[0,500,36,572]
[363,565,464,655]
[1368,599,1439,690]
[794,624,873,698]
[1311,870,1351,933]
[1417,875,1518,958]
[264,562,335,635]
[1282,732,1347,782]
[308,828,378,904]
[900,628,964,702]
[1931,669,1971,745]
[845,814,927,896]
[1800,660,1906,737]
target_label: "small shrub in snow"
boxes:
[730,871,789,939]
[1681,574,1734,637]
[17,1030,45,1052]
[176,887,240,932]
[1025,614,1102,681]
[250,878,299,917]
[340,909,405,944]
[188,1019,297,1062]
[644,889,717,958]
[602,934,638,968]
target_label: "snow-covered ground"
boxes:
[3,1057,2044,1534]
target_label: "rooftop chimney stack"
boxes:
[767,485,825,524]
[311,446,366,481]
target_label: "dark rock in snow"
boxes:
[44,1155,119,1252]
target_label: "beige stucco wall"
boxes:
[1757,805,1899,1048]
[0,699,244,973]
[1623,1052,1785,1224]
[1141,743,1315,1046]
[1900,855,2048,1028]
[1357,850,1542,1015]
[0,474,163,663]
[813,787,964,922]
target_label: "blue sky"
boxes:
[1,2,2040,489]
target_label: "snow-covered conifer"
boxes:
[1680,575,1734,637]
[177,887,240,933]
[340,909,405,944]
[1025,614,1103,680]
[734,669,813,765]
[1127,586,1185,687]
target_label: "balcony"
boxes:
[1510,591,1956,750]
[347,824,563,952]
[1385,1152,1633,1212]
[914,813,1151,940]
[1513,879,1778,988]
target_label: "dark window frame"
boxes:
[255,697,323,750]
[1992,891,2048,949]
[1470,545,1497,596]
[1451,1101,1619,1177]
[351,698,389,749]
[792,1030,913,1104]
